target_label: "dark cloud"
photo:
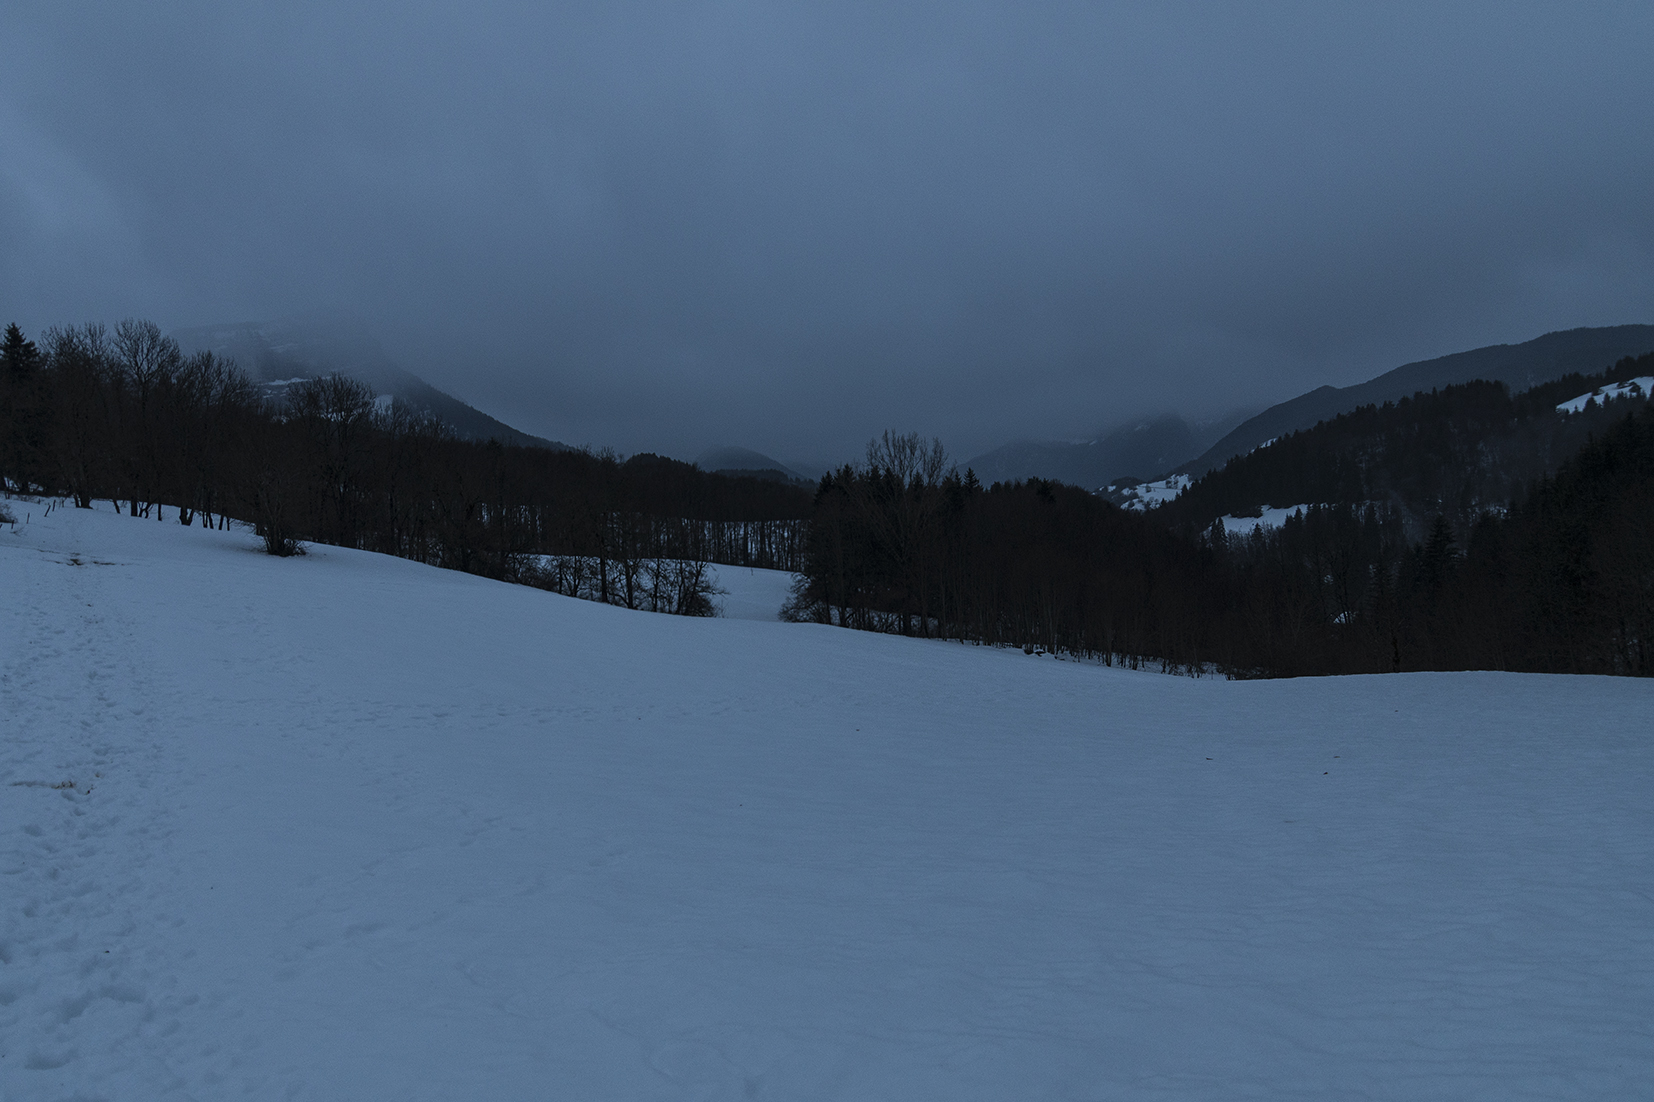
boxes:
[3,1,1652,464]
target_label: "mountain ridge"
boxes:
[1177,324,1654,477]
[694,446,812,484]
[172,318,569,451]
[962,325,1654,491]
[964,411,1254,490]
[1146,350,1654,539]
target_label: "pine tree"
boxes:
[1,323,45,492]
[1420,514,1457,591]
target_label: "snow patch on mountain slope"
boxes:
[1556,375,1653,414]
[1219,503,1315,535]
[2,504,1650,1099]
[1110,473,1191,510]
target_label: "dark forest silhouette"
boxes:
[0,320,808,616]
[785,360,1653,677]
[3,319,1649,674]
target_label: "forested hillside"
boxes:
[786,394,1653,677]
[1159,351,1654,537]
[172,318,571,450]
[1181,324,1654,475]
[0,320,809,614]
[5,318,1649,676]
[788,434,1223,669]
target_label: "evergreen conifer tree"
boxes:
[1,323,45,492]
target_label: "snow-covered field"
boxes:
[3,505,1651,1100]
[707,563,797,622]
[520,556,795,620]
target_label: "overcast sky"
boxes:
[3,2,1652,464]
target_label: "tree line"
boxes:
[784,432,1227,672]
[786,404,1652,677]
[1204,398,1653,677]
[5,317,1647,671]
[1159,352,1654,539]
[0,319,811,614]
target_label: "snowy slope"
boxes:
[1556,375,1653,414]
[1219,504,1314,535]
[1110,473,1192,511]
[2,506,1651,1100]
[707,563,797,621]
